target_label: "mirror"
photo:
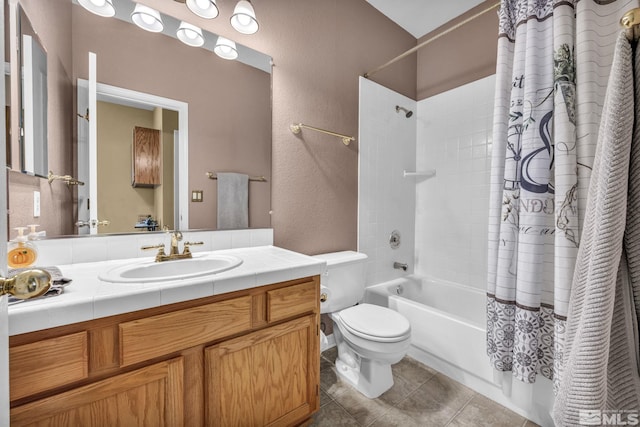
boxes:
[7,0,272,238]
[18,7,48,177]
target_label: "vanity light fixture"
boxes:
[177,21,205,47]
[78,0,116,17]
[214,36,238,60]
[186,0,219,19]
[131,4,164,33]
[230,0,259,34]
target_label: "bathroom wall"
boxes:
[416,0,498,100]
[415,75,495,290]
[358,77,416,286]
[142,0,418,255]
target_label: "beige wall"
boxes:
[140,0,418,254]
[417,1,498,100]
[96,101,156,234]
[7,0,74,237]
[7,0,496,255]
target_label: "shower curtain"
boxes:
[487,0,639,395]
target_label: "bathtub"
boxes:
[365,275,554,426]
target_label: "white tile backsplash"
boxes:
[18,229,274,267]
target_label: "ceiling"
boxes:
[366,0,486,39]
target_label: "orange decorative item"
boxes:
[7,227,38,268]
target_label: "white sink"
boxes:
[99,254,243,283]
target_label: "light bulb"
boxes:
[141,14,156,25]
[214,36,238,60]
[78,0,115,17]
[131,4,164,33]
[186,0,219,19]
[177,22,204,47]
[230,1,258,34]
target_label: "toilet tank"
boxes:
[312,251,368,314]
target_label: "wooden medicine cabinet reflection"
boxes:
[132,126,160,188]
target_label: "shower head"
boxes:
[396,105,413,118]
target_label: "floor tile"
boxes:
[316,352,538,427]
[310,401,360,427]
[447,394,525,427]
[319,388,332,408]
[395,373,475,425]
[334,386,393,426]
[368,406,425,427]
[319,357,351,400]
[379,357,438,406]
[321,346,338,363]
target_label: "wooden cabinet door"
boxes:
[206,315,319,427]
[10,357,184,427]
[132,126,160,187]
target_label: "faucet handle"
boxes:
[141,244,167,262]
[141,243,165,252]
[182,241,204,255]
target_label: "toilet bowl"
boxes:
[313,251,412,398]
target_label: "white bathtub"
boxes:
[365,276,554,427]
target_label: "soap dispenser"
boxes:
[27,224,41,240]
[8,227,38,268]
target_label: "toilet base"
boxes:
[334,352,394,399]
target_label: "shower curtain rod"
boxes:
[363,1,501,79]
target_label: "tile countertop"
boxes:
[8,245,326,336]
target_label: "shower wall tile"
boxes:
[415,75,496,291]
[358,77,417,286]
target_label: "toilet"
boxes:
[314,251,411,398]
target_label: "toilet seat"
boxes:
[338,304,411,343]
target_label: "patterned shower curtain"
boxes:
[487,0,638,391]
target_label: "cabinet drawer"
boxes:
[120,295,252,366]
[267,280,318,323]
[10,331,88,401]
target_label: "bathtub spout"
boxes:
[393,262,408,271]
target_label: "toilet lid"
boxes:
[339,304,411,342]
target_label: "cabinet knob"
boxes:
[0,269,51,299]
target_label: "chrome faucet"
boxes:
[141,230,204,262]
[393,262,408,271]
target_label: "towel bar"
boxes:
[206,172,267,182]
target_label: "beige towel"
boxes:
[553,32,640,426]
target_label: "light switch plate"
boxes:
[33,191,40,217]
[192,190,203,202]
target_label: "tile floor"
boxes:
[311,347,539,427]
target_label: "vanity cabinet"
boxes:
[9,276,320,427]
